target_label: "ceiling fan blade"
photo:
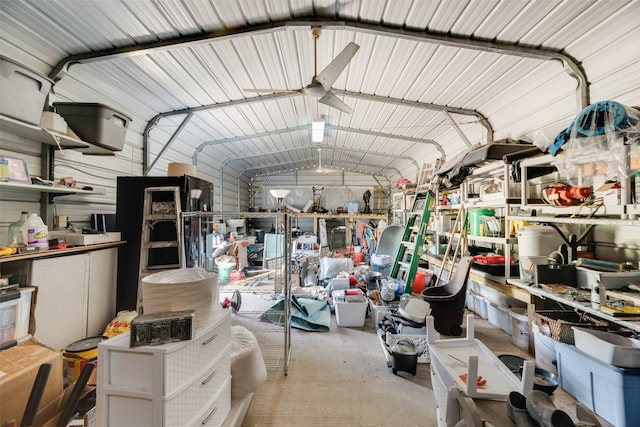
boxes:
[316,42,360,89]
[318,91,354,114]
[243,88,301,93]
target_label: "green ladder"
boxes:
[391,190,435,293]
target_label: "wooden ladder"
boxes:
[138,186,184,311]
[435,204,468,286]
[390,190,435,293]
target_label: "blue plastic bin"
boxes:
[555,341,640,427]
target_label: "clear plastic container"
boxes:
[7,211,28,245]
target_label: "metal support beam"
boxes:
[334,90,493,143]
[145,112,194,175]
[218,143,420,174]
[442,111,473,148]
[49,16,589,110]
[239,156,400,177]
[327,125,445,158]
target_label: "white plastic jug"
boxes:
[21,213,49,250]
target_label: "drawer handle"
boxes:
[202,370,217,385]
[201,407,217,425]
[202,334,218,346]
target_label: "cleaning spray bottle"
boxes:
[591,280,606,309]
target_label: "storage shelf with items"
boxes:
[454,158,523,280]
[391,191,414,225]
[517,152,640,219]
[182,211,293,374]
[509,147,640,268]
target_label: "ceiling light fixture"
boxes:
[312,119,325,143]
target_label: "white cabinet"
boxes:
[87,248,117,336]
[30,253,89,350]
[97,310,232,427]
[29,247,117,350]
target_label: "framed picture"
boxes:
[0,155,31,183]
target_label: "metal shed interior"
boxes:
[1,0,639,219]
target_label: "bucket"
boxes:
[353,252,365,266]
[468,209,494,236]
[255,229,265,243]
[510,308,529,350]
[517,225,563,256]
[517,225,563,281]
[217,262,236,282]
[413,271,428,295]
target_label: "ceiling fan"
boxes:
[316,148,339,173]
[244,28,360,114]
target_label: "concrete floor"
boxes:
[224,290,611,427]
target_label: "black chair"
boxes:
[421,256,473,336]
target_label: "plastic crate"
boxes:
[0,56,53,125]
[531,310,608,344]
[487,302,512,335]
[556,341,640,427]
[53,102,131,151]
[472,255,512,265]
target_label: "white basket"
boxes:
[333,289,367,327]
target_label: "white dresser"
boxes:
[97,310,231,427]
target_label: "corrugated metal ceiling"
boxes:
[1,0,639,182]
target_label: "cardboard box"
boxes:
[36,385,96,427]
[594,182,621,205]
[0,340,64,426]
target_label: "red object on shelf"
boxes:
[473,255,513,265]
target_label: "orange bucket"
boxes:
[353,252,365,266]
[413,271,427,294]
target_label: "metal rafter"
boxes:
[334,90,492,143]
[194,127,433,169]
[144,92,296,174]
[48,16,589,110]
[48,14,590,178]
[217,144,418,173]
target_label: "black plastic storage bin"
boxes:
[54,102,131,151]
[0,56,53,125]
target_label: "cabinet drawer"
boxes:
[99,347,231,427]
[98,310,230,397]
[164,344,231,425]
[189,375,232,427]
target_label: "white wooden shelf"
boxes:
[0,180,104,195]
[0,114,89,149]
[0,114,115,155]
